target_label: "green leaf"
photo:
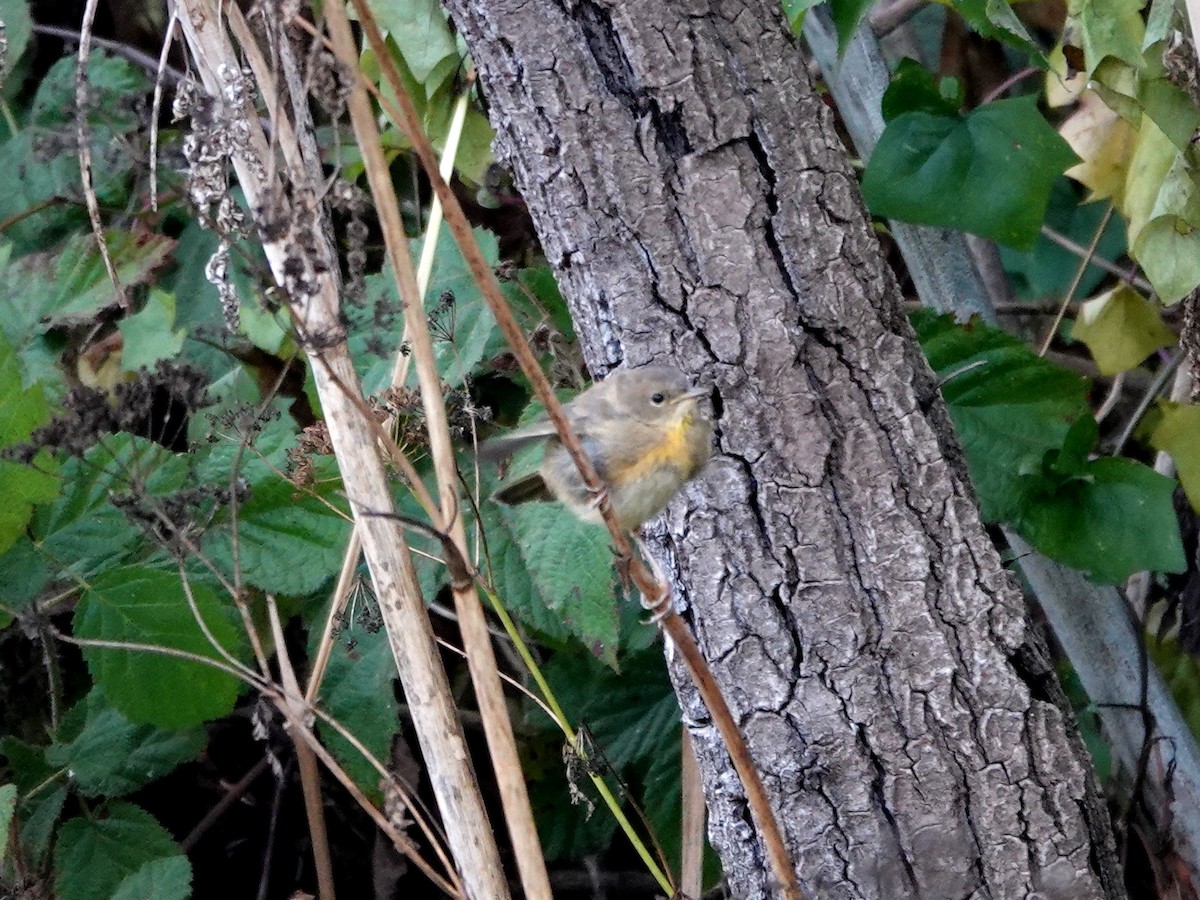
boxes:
[999,179,1127,299]
[20,784,66,864]
[203,471,351,596]
[497,502,621,667]
[74,566,245,727]
[0,783,16,863]
[0,53,149,251]
[35,436,190,579]
[781,0,819,33]
[367,0,458,84]
[912,310,1090,521]
[534,647,683,862]
[0,0,34,86]
[1070,284,1175,374]
[46,689,206,798]
[0,331,59,555]
[1071,0,1147,74]
[118,290,186,372]
[880,59,963,121]
[110,855,193,900]
[352,227,502,394]
[55,802,191,900]
[0,231,175,392]
[1127,150,1200,304]
[863,96,1079,249]
[311,613,398,802]
[1151,402,1200,511]
[0,536,48,609]
[1014,456,1185,582]
[949,0,1043,57]
[0,736,68,862]
[829,0,876,52]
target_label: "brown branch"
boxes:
[345,3,803,895]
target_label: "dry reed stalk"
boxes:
[172,3,507,895]
[346,3,802,895]
[322,4,550,896]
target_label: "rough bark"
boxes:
[440,0,1123,896]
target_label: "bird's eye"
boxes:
[650,392,665,405]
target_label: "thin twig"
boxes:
[36,23,187,82]
[181,755,272,851]
[149,11,180,211]
[266,595,336,899]
[1039,203,1115,356]
[75,0,127,310]
[980,66,1041,105]
[1040,225,1152,294]
[1113,352,1182,456]
[322,5,551,897]
[346,3,803,894]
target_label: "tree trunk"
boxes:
[440,0,1123,896]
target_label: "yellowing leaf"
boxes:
[1121,116,1176,244]
[1046,45,1089,108]
[1071,284,1175,374]
[1130,153,1200,303]
[1151,402,1200,511]
[1060,91,1135,201]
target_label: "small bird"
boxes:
[481,365,714,531]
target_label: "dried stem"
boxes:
[322,4,549,896]
[345,5,802,894]
[173,3,508,895]
[266,596,336,900]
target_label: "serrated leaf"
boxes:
[0,331,58,554]
[311,615,398,802]
[203,473,351,596]
[75,566,245,727]
[913,310,1090,521]
[862,96,1079,249]
[1151,402,1200,511]
[110,855,193,900]
[1,739,67,863]
[0,537,47,609]
[367,0,457,84]
[34,435,190,579]
[46,689,206,798]
[55,802,190,900]
[0,53,148,251]
[20,784,65,864]
[498,502,620,666]
[0,231,176,386]
[1071,284,1175,374]
[352,227,501,394]
[118,290,186,372]
[1014,457,1185,582]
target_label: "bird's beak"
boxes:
[676,388,708,404]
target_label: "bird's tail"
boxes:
[493,471,555,505]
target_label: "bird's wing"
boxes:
[479,386,616,462]
[477,422,560,462]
